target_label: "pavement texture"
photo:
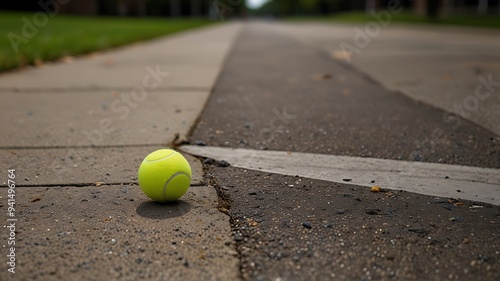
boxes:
[0,91,209,147]
[208,167,499,281]
[1,185,238,281]
[1,19,500,281]
[0,147,204,186]
[0,23,242,280]
[189,23,500,281]
[191,23,499,168]
[181,146,500,205]
[270,23,500,135]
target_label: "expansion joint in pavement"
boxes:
[0,143,171,150]
[1,181,206,188]
[0,86,212,93]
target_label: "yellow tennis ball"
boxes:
[138,149,192,202]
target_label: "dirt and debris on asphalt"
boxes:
[189,23,500,281]
[190,25,499,169]
[206,166,499,281]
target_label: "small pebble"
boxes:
[302,222,312,229]
[408,226,428,235]
[365,209,382,215]
[195,140,207,146]
[217,160,230,167]
[203,158,216,165]
[435,201,454,210]
[449,216,464,222]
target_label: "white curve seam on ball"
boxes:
[145,151,177,163]
[162,171,191,201]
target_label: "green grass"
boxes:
[0,12,212,72]
[290,12,500,29]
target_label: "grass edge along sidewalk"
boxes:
[289,11,500,29]
[0,12,213,72]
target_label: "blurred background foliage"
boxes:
[0,0,498,72]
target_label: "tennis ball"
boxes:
[138,149,192,202]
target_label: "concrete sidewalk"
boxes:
[0,23,242,280]
[271,22,500,135]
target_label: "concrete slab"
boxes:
[347,35,500,135]
[0,23,242,90]
[0,90,208,147]
[0,147,203,186]
[264,22,500,135]
[0,184,239,281]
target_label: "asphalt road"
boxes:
[192,23,499,168]
[189,22,500,281]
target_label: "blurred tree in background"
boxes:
[0,0,247,18]
[0,0,497,18]
[249,0,500,18]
